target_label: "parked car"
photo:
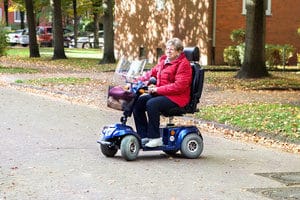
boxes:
[7,29,26,46]
[36,26,52,47]
[36,26,72,47]
[19,29,29,47]
[70,30,104,49]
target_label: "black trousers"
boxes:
[133,94,178,139]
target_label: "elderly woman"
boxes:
[133,38,192,147]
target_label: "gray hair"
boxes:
[166,38,184,51]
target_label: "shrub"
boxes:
[0,23,8,56]
[223,43,245,66]
[230,29,245,44]
[224,29,295,67]
[224,46,240,66]
[224,29,245,66]
[265,44,295,68]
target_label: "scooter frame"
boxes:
[98,114,203,161]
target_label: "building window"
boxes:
[14,10,26,22]
[242,0,272,16]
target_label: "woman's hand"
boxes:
[148,85,157,93]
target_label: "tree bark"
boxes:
[92,0,101,49]
[20,11,25,29]
[100,0,116,64]
[4,0,9,26]
[52,0,67,60]
[236,0,268,79]
[72,0,78,48]
[93,12,100,49]
[24,0,40,58]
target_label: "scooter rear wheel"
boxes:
[120,135,140,161]
[180,134,203,159]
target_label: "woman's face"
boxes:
[165,44,180,61]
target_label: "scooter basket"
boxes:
[107,86,134,111]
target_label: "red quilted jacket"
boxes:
[140,52,192,107]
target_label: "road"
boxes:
[0,87,299,200]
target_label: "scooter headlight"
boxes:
[102,125,116,137]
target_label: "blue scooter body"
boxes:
[98,123,202,152]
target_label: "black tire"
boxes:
[120,135,140,161]
[100,144,118,157]
[180,134,203,159]
[82,42,91,49]
[163,150,178,156]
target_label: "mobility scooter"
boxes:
[97,47,205,161]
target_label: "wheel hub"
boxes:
[129,142,137,153]
[188,140,198,152]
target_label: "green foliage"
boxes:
[265,44,295,68]
[230,29,245,44]
[223,43,245,66]
[84,21,103,32]
[224,42,295,67]
[196,104,300,142]
[223,46,240,66]
[0,23,8,57]
[225,29,295,67]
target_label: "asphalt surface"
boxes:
[1,87,300,200]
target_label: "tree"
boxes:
[24,0,40,57]
[236,0,269,79]
[4,0,9,26]
[100,0,115,64]
[72,0,79,48]
[52,0,67,59]
[92,0,102,49]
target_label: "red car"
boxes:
[36,26,72,47]
[36,26,53,47]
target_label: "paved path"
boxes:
[1,87,299,200]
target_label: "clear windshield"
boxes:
[113,57,147,84]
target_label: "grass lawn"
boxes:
[5,47,116,72]
[0,66,40,74]
[15,77,92,85]
[196,103,300,143]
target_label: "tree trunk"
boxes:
[236,0,268,79]
[92,0,101,49]
[4,0,9,26]
[20,11,25,29]
[100,0,116,64]
[93,12,100,49]
[73,0,78,48]
[52,0,67,60]
[25,0,40,58]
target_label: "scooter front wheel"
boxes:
[120,135,140,161]
[181,134,203,159]
[100,144,118,157]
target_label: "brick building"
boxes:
[0,0,23,27]
[2,0,300,65]
[114,0,300,65]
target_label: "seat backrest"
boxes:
[183,47,204,114]
[184,62,204,113]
